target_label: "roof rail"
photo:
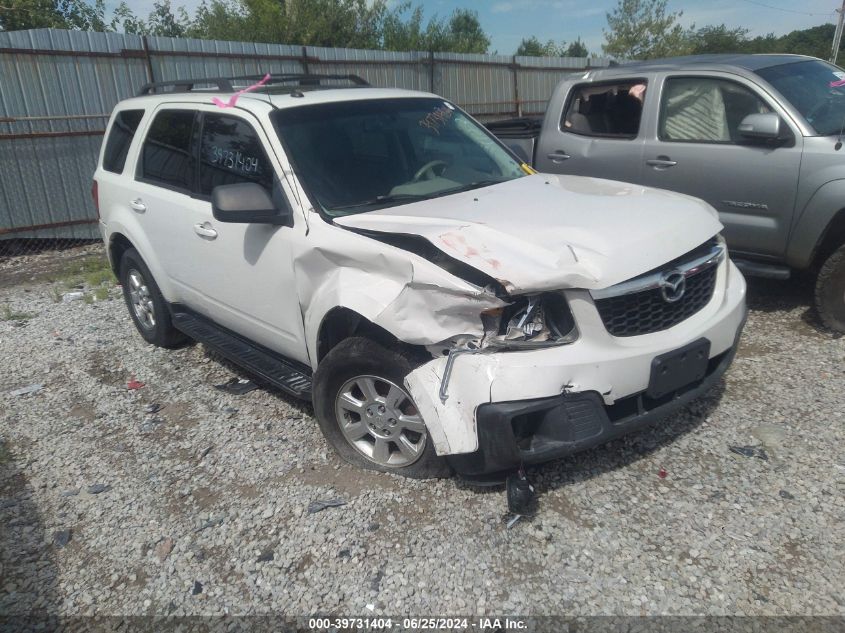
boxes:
[137,73,370,96]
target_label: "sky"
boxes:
[115,0,843,55]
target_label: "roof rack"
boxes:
[137,73,370,96]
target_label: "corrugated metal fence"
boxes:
[0,28,611,241]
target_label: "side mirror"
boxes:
[211,182,291,225]
[738,112,782,140]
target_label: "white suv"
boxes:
[94,74,747,480]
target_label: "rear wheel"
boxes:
[313,337,451,478]
[815,243,845,333]
[119,248,186,347]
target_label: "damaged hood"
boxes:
[335,174,723,294]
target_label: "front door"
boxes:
[640,74,803,258]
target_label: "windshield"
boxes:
[756,59,845,136]
[271,98,526,216]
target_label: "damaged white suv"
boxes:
[94,74,747,480]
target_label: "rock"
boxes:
[86,483,111,495]
[9,383,42,397]
[779,489,795,500]
[53,529,72,548]
[257,549,274,563]
[62,291,84,303]
[155,537,175,562]
[191,581,203,595]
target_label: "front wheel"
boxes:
[312,337,451,478]
[815,243,845,333]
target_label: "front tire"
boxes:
[312,337,451,479]
[815,243,845,333]
[119,248,186,347]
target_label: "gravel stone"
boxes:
[1,248,843,616]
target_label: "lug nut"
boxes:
[388,418,397,426]
[378,405,386,414]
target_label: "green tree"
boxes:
[602,0,692,59]
[440,9,488,53]
[146,0,189,37]
[688,24,749,54]
[516,36,564,57]
[564,37,589,57]
[0,0,104,31]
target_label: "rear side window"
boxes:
[103,109,144,173]
[198,114,273,196]
[562,80,647,138]
[140,110,196,191]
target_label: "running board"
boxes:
[170,308,312,400]
[732,259,791,280]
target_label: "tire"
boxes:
[119,248,186,347]
[312,337,452,479]
[815,242,845,333]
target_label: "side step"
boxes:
[171,308,312,400]
[732,259,791,280]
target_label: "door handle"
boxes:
[646,157,678,169]
[129,198,146,213]
[193,222,218,239]
[547,150,571,163]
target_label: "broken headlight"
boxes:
[484,293,578,349]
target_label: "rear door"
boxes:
[639,72,803,258]
[534,77,650,183]
[133,104,309,362]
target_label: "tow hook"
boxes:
[505,469,537,528]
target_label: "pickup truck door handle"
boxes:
[129,198,146,213]
[547,150,571,163]
[193,222,218,239]
[646,157,678,169]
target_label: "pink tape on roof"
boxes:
[829,78,845,88]
[212,73,271,108]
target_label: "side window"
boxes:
[659,77,772,143]
[103,109,144,174]
[198,114,273,196]
[140,110,196,190]
[562,80,647,138]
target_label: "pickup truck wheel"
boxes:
[119,248,186,348]
[815,243,845,333]
[313,337,451,479]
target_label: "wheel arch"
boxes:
[315,306,429,365]
[788,179,845,269]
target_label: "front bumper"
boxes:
[405,259,747,473]
[446,323,742,477]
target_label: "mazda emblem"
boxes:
[659,271,686,303]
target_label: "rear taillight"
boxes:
[91,180,99,218]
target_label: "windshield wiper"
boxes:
[329,193,431,212]
[435,179,506,196]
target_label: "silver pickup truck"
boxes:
[488,54,845,333]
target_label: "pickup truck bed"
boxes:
[485,117,542,165]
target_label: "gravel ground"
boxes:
[1,245,843,619]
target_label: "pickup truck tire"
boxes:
[815,243,845,333]
[313,337,452,479]
[119,248,186,348]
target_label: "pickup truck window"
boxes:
[659,77,770,143]
[103,109,144,174]
[561,81,645,138]
[140,110,196,192]
[271,97,525,217]
[756,59,845,136]
[198,114,273,196]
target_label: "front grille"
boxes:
[595,264,718,337]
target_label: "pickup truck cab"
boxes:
[94,73,746,480]
[488,54,845,333]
